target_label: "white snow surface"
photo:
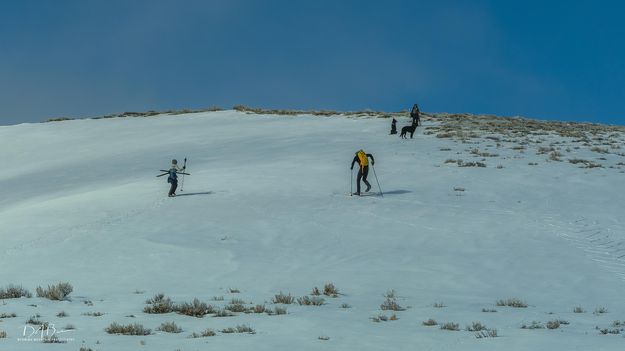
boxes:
[1,111,625,350]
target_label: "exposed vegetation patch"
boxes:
[105,322,152,335]
[188,329,216,338]
[440,322,460,331]
[36,282,73,301]
[521,321,544,329]
[496,298,527,308]
[221,325,255,334]
[475,329,498,338]
[157,322,182,333]
[143,294,174,314]
[272,292,295,304]
[297,296,325,306]
[0,285,32,299]
[422,319,438,326]
[174,298,214,317]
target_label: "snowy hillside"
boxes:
[1,110,625,351]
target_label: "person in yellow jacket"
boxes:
[350,149,375,196]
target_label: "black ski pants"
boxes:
[169,179,178,196]
[357,166,371,193]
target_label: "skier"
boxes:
[390,118,397,135]
[350,149,375,196]
[167,159,186,197]
[410,104,420,126]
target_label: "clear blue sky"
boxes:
[1,0,624,126]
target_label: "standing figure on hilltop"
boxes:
[167,159,186,197]
[350,149,375,196]
[390,118,397,135]
[410,104,421,126]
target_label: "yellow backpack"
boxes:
[357,150,368,167]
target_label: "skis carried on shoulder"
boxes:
[158,170,190,175]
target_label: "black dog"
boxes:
[400,124,417,139]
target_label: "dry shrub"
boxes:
[144,294,174,314]
[380,298,405,311]
[475,329,498,338]
[0,285,32,299]
[440,322,460,331]
[521,321,544,329]
[323,283,339,297]
[174,299,214,317]
[422,319,438,326]
[297,296,325,306]
[496,298,527,308]
[157,322,182,333]
[272,292,294,304]
[36,282,73,301]
[221,325,255,334]
[466,322,487,331]
[105,322,152,335]
[188,329,216,338]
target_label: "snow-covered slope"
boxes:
[1,111,624,350]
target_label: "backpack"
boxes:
[357,150,369,167]
[167,168,178,183]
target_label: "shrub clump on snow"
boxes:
[594,307,608,315]
[496,298,527,308]
[272,292,295,304]
[144,293,174,314]
[266,306,287,315]
[36,282,73,301]
[380,297,405,311]
[521,321,544,329]
[440,322,460,331]
[221,325,255,334]
[105,322,152,335]
[475,329,498,338]
[42,336,66,343]
[297,296,325,306]
[422,319,438,326]
[157,322,182,333]
[323,283,339,297]
[466,322,487,331]
[188,329,216,338]
[573,306,585,313]
[0,285,32,299]
[174,298,215,317]
[0,330,6,338]
[546,320,569,329]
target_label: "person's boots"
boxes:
[365,184,371,192]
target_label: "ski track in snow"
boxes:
[1,196,169,257]
[547,216,625,281]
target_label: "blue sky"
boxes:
[1,0,624,126]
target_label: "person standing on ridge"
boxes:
[167,159,185,197]
[410,104,420,126]
[350,149,375,196]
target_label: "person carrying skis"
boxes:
[350,149,375,196]
[167,159,185,197]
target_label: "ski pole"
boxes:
[180,157,187,192]
[350,167,353,196]
[371,164,383,197]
